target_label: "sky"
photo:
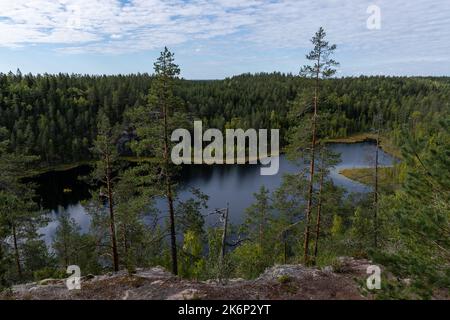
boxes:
[0,0,449,79]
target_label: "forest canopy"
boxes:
[1,70,449,167]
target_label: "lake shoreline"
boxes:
[325,132,401,159]
[339,167,400,189]
[25,134,400,180]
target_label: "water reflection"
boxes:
[35,142,396,243]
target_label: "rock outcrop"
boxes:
[1,257,376,300]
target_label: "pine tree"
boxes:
[372,113,383,248]
[128,47,187,275]
[52,210,81,269]
[176,189,209,279]
[244,186,273,248]
[312,144,340,264]
[91,111,120,271]
[0,127,44,282]
[299,27,338,264]
[376,117,450,297]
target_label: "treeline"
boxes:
[1,69,449,166]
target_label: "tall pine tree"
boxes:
[298,27,338,264]
[128,48,188,275]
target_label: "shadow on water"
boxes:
[25,165,92,211]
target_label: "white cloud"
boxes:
[0,0,448,65]
[0,0,260,52]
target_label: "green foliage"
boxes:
[90,108,122,271]
[0,139,48,283]
[176,188,208,237]
[52,208,103,275]
[329,258,346,273]
[243,186,273,247]
[277,274,292,284]
[114,166,162,269]
[52,210,82,268]
[201,228,233,281]
[126,47,188,275]
[374,117,450,298]
[1,69,449,168]
[230,242,267,279]
[300,27,339,79]
[91,110,121,184]
[33,267,65,282]
[179,230,206,280]
[330,214,343,237]
[0,128,50,285]
[177,189,209,279]
[233,184,300,278]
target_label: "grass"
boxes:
[339,167,401,190]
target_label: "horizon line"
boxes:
[2,69,449,81]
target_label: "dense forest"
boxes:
[0,29,449,299]
[1,70,449,166]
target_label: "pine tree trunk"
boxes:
[106,154,119,272]
[220,204,229,264]
[12,224,22,279]
[303,58,320,265]
[163,91,178,275]
[304,117,316,264]
[166,179,178,275]
[374,129,380,248]
[313,151,325,264]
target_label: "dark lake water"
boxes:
[33,142,395,244]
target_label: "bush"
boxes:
[33,267,65,281]
[230,243,268,279]
[277,275,292,284]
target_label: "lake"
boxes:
[33,142,396,244]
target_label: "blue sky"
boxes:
[0,0,449,79]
